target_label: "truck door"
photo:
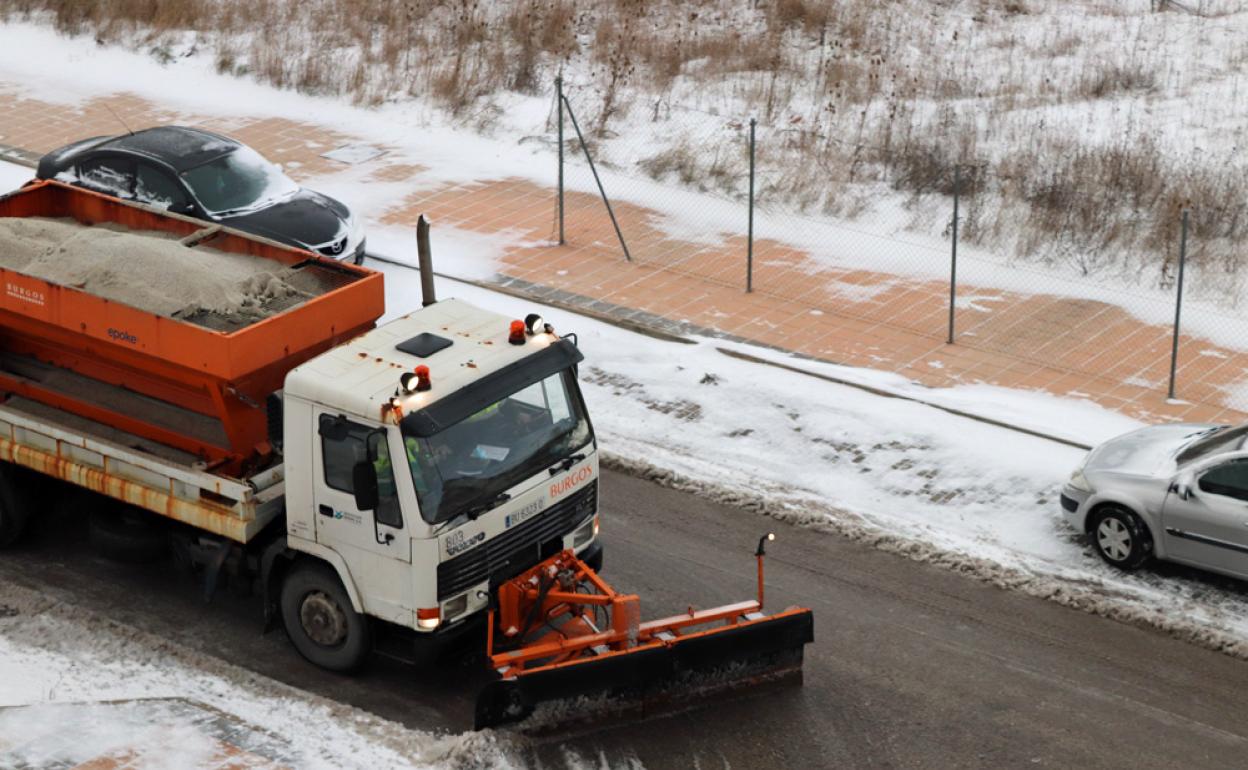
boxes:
[1162,457,1248,578]
[312,412,413,622]
[314,412,411,561]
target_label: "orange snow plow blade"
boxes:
[474,543,814,730]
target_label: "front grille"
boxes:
[1060,494,1079,513]
[436,480,597,600]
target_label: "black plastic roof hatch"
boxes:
[396,333,453,358]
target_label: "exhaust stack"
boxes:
[417,214,436,307]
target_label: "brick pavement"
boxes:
[0,88,1243,426]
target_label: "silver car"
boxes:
[1061,423,1248,578]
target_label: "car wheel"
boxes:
[1090,505,1153,570]
[280,561,372,672]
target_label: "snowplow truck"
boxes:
[0,180,813,728]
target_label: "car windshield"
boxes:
[400,370,592,525]
[179,146,298,215]
[1176,424,1248,466]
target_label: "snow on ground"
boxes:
[0,158,28,190]
[707,338,1144,449]
[0,581,515,770]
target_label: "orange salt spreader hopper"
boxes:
[0,180,384,476]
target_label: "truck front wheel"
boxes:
[280,561,372,672]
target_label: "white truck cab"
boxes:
[276,299,600,669]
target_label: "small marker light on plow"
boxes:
[524,313,545,334]
[508,320,526,345]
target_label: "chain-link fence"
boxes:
[547,80,1248,421]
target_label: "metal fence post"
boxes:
[556,75,565,245]
[747,117,756,293]
[1168,209,1189,400]
[947,165,960,344]
[561,92,631,262]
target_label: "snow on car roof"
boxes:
[102,125,240,171]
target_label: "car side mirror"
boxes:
[1171,477,1194,501]
[352,460,379,511]
[171,201,196,215]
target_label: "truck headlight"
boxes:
[572,515,597,547]
[442,593,468,622]
[1069,468,1093,492]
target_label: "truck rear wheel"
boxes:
[0,465,32,547]
[280,561,372,672]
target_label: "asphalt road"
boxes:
[4,468,1248,769]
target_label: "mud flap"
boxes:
[475,608,814,730]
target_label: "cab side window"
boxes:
[136,163,189,211]
[78,156,136,199]
[319,415,402,528]
[1198,459,1248,503]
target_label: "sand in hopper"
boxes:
[0,217,306,320]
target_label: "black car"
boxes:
[36,125,365,263]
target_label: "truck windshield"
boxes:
[400,370,592,524]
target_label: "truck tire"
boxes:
[0,466,32,547]
[280,561,372,673]
[88,507,168,564]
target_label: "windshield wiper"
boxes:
[430,491,512,536]
[214,201,269,217]
[549,453,587,477]
[464,492,511,520]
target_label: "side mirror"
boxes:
[172,201,196,215]
[352,460,379,511]
[1171,477,1194,501]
